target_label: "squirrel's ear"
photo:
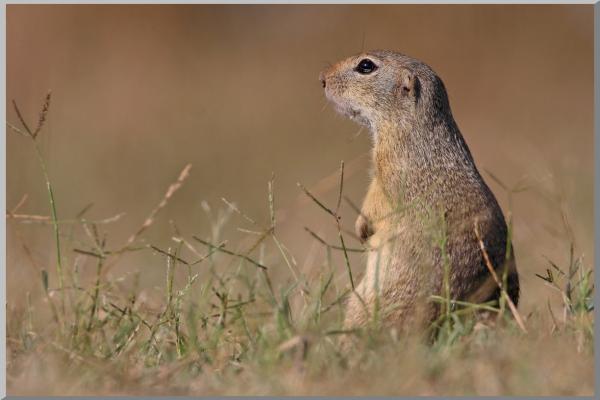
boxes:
[398,69,420,100]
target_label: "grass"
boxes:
[6,94,595,396]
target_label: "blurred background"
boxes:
[7,5,593,314]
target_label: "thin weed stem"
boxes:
[11,94,66,321]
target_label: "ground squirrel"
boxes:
[319,50,519,335]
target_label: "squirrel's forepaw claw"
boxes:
[356,215,374,243]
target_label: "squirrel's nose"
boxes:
[319,72,327,88]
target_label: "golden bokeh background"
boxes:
[7,5,593,314]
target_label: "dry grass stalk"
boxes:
[125,163,192,247]
[7,212,125,225]
[95,163,193,278]
[9,194,29,214]
[474,219,527,333]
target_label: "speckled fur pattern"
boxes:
[320,50,519,335]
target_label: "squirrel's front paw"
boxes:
[355,214,374,243]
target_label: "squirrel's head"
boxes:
[319,50,451,134]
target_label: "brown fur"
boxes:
[319,50,519,335]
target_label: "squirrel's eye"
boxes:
[355,59,377,74]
